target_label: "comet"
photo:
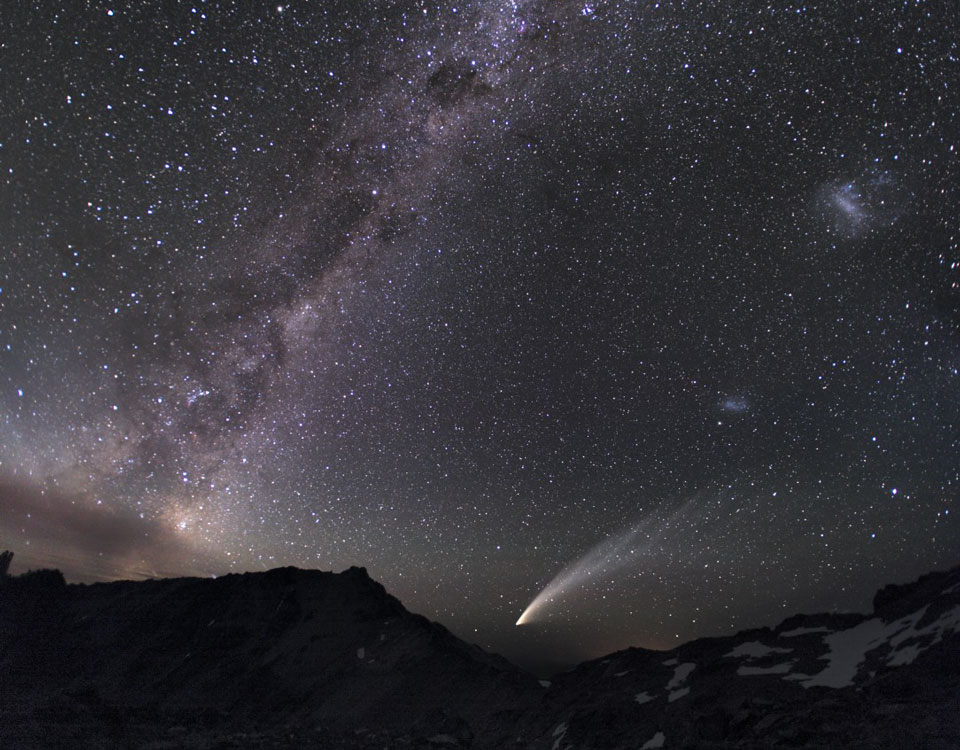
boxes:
[516,499,697,626]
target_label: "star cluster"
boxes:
[1,0,958,672]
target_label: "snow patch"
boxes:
[886,604,960,666]
[635,691,653,705]
[640,731,666,749]
[539,680,552,688]
[725,641,792,659]
[552,722,568,750]
[738,662,793,676]
[780,625,832,638]
[427,735,457,745]
[663,661,695,702]
[613,669,630,677]
[787,608,927,688]
[666,662,695,689]
[721,604,960,686]
[356,647,365,659]
[887,644,923,666]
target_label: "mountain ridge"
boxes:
[1,557,959,749]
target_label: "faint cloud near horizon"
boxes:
[0,476,219,582]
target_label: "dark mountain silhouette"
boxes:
[1,553,958,749]
[518,565,960,749]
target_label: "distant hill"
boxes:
[1,556,958,749]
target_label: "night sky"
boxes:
[1,0,958,673]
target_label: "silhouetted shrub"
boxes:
[2,567,67,596]
[16,568,66,588]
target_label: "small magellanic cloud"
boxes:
[720,395,750,414]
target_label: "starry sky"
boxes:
[1,0,958,674]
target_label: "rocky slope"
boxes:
[0,565,538,749]
[524,565,960,749]
[1,561,959,749]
